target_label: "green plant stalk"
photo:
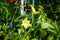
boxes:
[12,9,17,22]
[5,24,8,33]
[32,13,34,26]
[6,13,8,23]
[24,28,32,38]
[6,9,8,23]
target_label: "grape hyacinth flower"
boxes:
[9,22,13,29]
[38,38,42,40]
[8,33,11,37]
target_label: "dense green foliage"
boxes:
[0,0,60,40]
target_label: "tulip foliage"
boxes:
[0,0,60,40]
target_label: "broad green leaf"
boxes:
[31,38,37,40]
[41,22,54,29]
[47,35,54,40]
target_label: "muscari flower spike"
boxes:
[38,38,42,40]
[8,33,11,37]
[9,22,13,29]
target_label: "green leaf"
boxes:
[47,35,54,40]
[41,22,54,29]
[31,38,38,40]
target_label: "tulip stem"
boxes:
[32,13,34,26]
[12,9,17,22]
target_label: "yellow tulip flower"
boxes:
[21,18,31,28]
[31,6,36,13]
